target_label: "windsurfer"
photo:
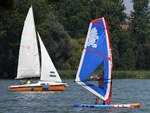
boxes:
[95,75,105,105]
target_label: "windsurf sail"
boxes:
[75,17,112,104]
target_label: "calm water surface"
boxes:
[0,79,150,113]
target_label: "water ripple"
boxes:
[0,79,149,113]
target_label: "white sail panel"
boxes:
[17,6,40,79]
[37,33,62,82]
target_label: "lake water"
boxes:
[0,79,150,113]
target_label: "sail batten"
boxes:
[84,48,111,60]
[75,17,112,104]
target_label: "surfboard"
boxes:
[74,103,141,108]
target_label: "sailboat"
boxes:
[8,6,67,91]
[74,18,141,108]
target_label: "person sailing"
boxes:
[95,74,105,105]
[26,80,31,84]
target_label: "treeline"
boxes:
[0,0,150,78]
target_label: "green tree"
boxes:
[131,0,150,69]
[67,38,85,70]
[52,0,91,38]
[131,0,150,43]
[0,0,73,78]
[53,0,126,70]
[0,7,22,78]
[143,40,150,70]
[32,0,73,69]
[99,0,126,70]
[118,30,136,70]
[119,48,136,70]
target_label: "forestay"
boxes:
[17,6,40,79]
[37,33,62,82]
[75,17,112,104]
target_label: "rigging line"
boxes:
[84,48,112,61]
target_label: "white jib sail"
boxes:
[37,32,62,82]
[17,6,40,79]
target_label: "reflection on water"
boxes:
[0,79,150,113]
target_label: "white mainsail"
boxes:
[37,32,62,82]
[17,6,40,79]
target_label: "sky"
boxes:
[123,0,133,14]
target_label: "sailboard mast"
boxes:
[75,17,112,104]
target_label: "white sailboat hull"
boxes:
[8,81,67,91]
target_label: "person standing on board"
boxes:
[95,74,105,105]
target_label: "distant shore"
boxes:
[58,70,150,79]
[0,70,150,79]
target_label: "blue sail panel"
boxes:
[76,18,112,104]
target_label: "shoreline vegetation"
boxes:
[0,70,150,79]
[1,1,150,79]
[58,70,150,79]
